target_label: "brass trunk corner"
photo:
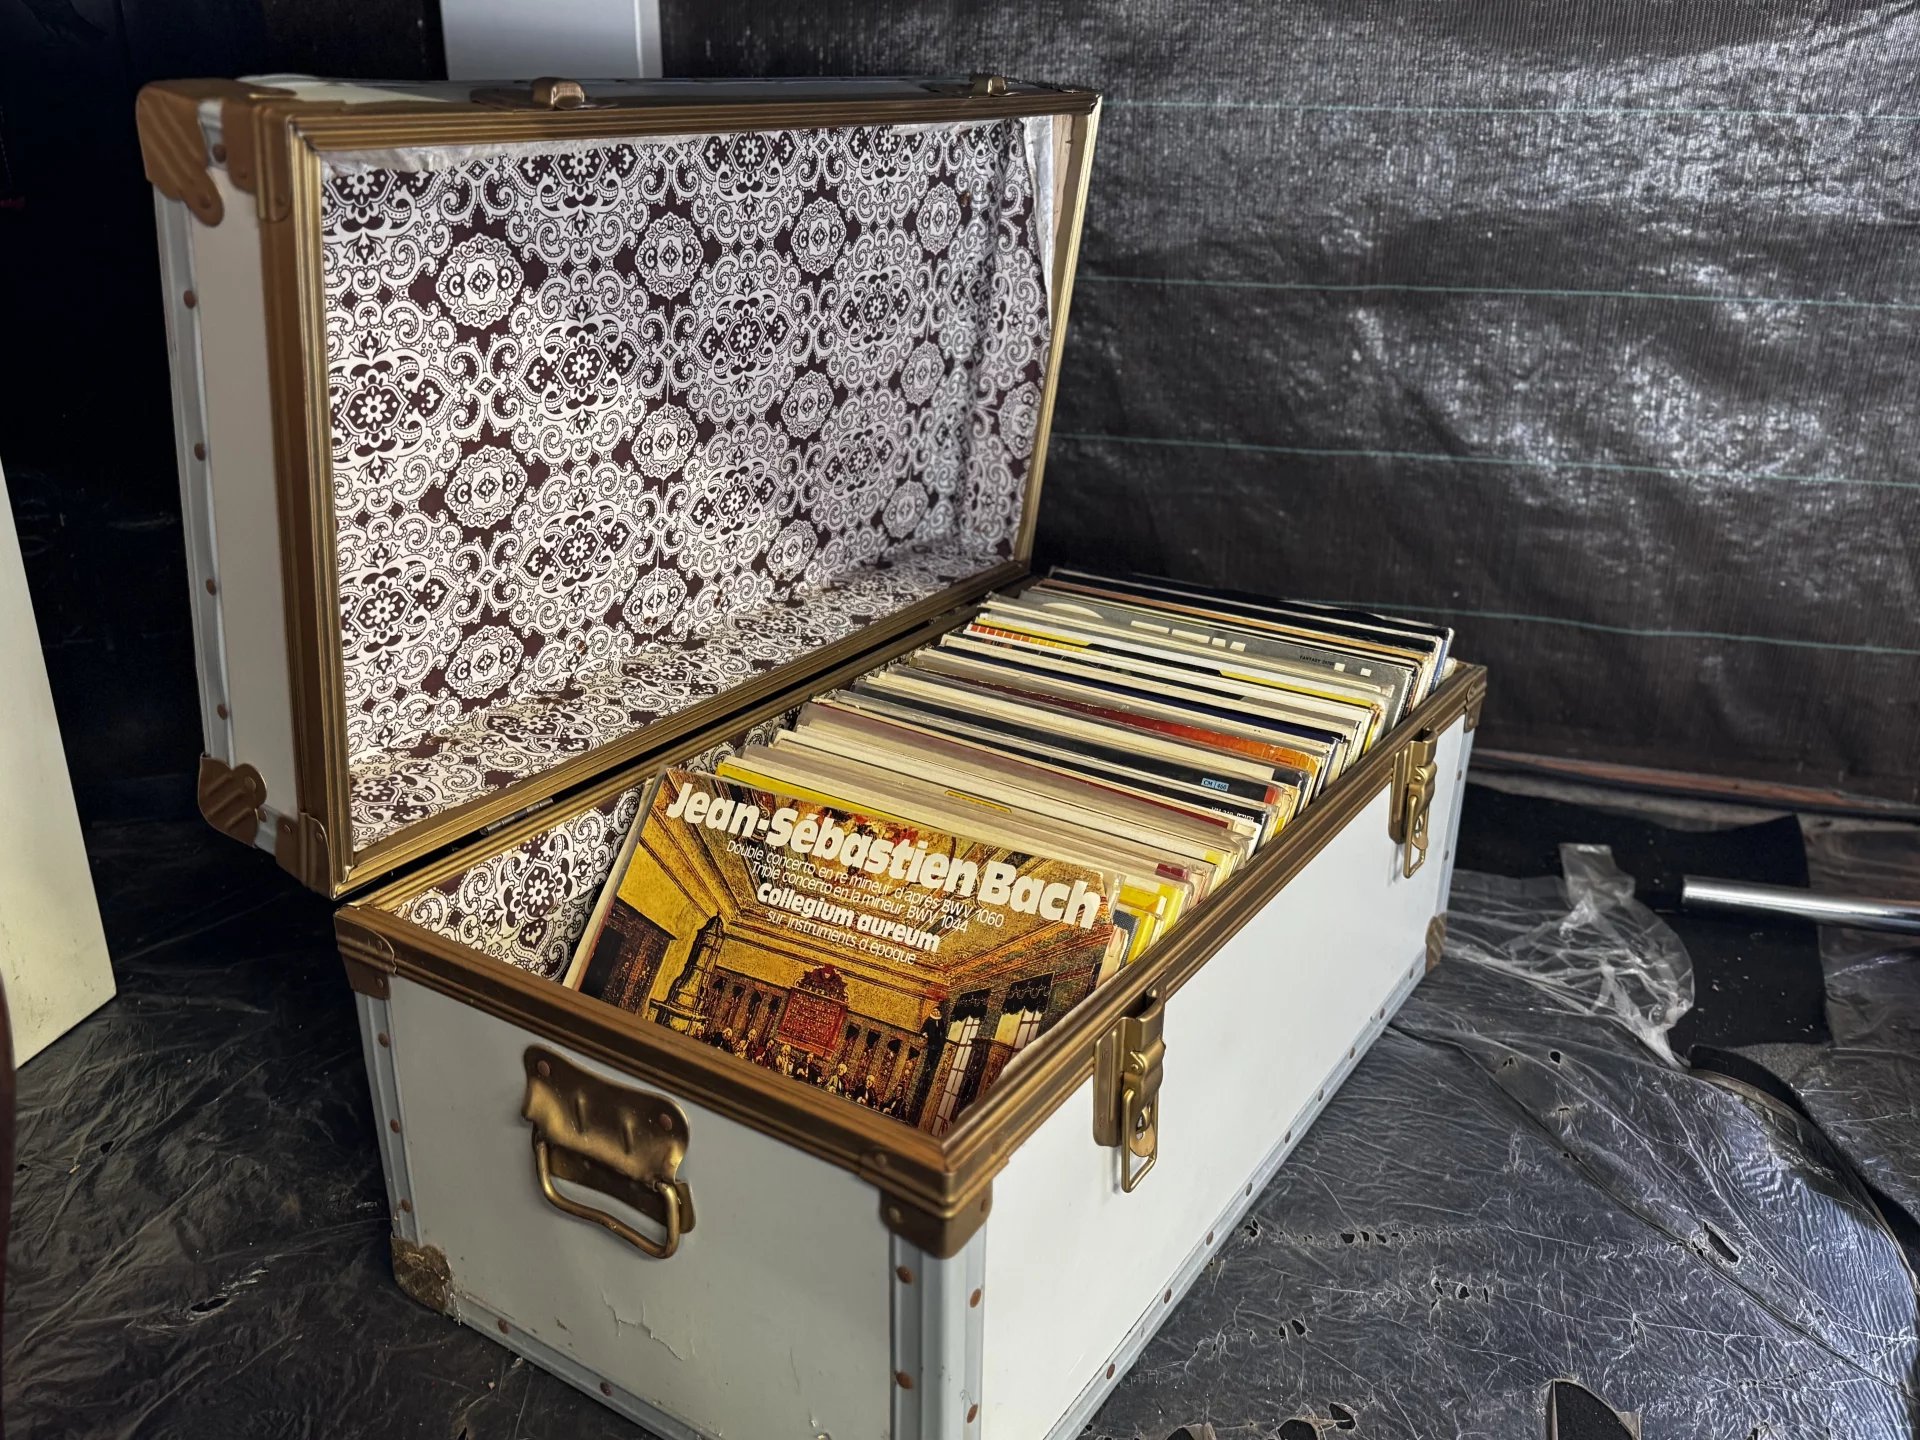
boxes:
[1464,671,1488,732]
[390,1236,453,1316]
[197,755,266,845]
[136,81,232,224]
[337,914,397,998]
[134,79,294,225]
[276,811,334,894]
[878,1182,993,1259]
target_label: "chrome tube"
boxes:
[1681,876,1920,935]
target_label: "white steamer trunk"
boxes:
[145,72,1482,1438]
[356,718,1473,1439]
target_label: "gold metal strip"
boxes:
[1015,102,1101,566]
[286,90,1098,155]
[256,118,345,894]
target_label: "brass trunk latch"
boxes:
[522,1047,695,1259]
[471,77,602,110]
[1093,992,1165,1192]
[1388,729,1440,878]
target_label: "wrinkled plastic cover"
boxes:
[1448,844,1694,1064]
[1090,853,1918,1438]
[1790,818,1920,1226]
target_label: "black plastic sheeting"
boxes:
[661,0,1920,805]
[8,806,1920,1439]
[1786,818,1920,1232]
[1455,786,1832,1054]
[1091,854,1920,1439]
[0,0,442,825]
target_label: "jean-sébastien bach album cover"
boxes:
[566,769,1123,1135]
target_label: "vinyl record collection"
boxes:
[570,571,1455,1134]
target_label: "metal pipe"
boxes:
[1681,876,1920,935]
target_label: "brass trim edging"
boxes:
[252,113,352,894]
[286,90,1098,154]
[338,912,397,999]
[1426,913,1448,973]
[344,661,1486,1255]
[1015,103,1100,565]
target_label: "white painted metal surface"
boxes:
[1040,958,1428,1440]
[978,716,1470,1436]
[379,976,895,1440]
[889,1231,987,1439]
[363,718,1471,1438]
[441,0,663,82]
[154,159,296,848]
[0,461,116,1062]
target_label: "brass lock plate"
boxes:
[1093,993,1166,1192]
[523,1047,696,1255]
[470,77,606,110]
[1388,729,1440,878]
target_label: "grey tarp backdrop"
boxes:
[662,0,1920,805]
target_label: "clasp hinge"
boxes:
[1388,729,1440,878]
[1093,992,1165,1192]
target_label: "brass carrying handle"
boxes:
[521,1046,695,1260]
[533,1136,684,1259]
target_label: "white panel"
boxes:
[441,0,663,81]
[0,462,116,1062]
[890,1230,987,1439]
[979,718,1468,1436]
[353,991,420,1243]
[1437,728,1478,906]
[383,977,893,1440]
[153,192,230,761]
[1040,962,1425,1440]
[455,1288,710,1439]
[164,164,299,823]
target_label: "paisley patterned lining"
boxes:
[394,715,795,979]
[399,785,644,979]
[320,118,1051,851]
[346,543,985,844]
